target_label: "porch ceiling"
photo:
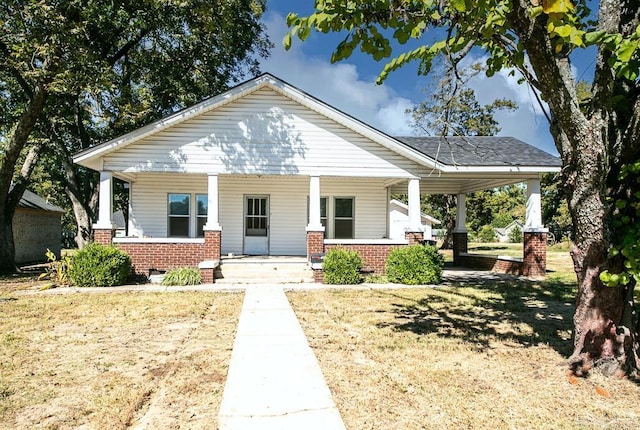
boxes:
[390,173,539,194]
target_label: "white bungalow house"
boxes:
[73,74,561,281]
[388,199,440,241]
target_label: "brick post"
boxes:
[453,232,468,266]
[204,230,222,261]
[523,231,547,278]
[93,228,115,246]
[306,231,324,260]
[405,231,424,245]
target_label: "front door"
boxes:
[244,195,269,255]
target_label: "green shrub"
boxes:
[68,243,132,287]
[476,225,497,243]
[162,267,202,286]
[323,247,363,284]
[385,244,445,285]
[508,226,523,243]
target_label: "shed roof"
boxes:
[18,189,65,213]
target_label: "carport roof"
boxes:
[395,136,561,168]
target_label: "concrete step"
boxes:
[216,257,314,284]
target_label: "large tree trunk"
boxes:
[0,85,48,273]
[440,195,456,249]
[60,152,98,249]
[507,1,640,375]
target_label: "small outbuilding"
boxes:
[388,199,440,241]
[13,189,65,264]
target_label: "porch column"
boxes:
[453,193,468,265]
[306,175,325,261]
[203,174,222,262]
[93,171,115,245]
[523,178,547,278]
[204,174,222,231]
[407,178,422,232]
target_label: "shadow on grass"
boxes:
[376,274,576,357]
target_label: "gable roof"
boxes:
[18,189,65,213]
[396,136,561,167]
[73,73,561,175]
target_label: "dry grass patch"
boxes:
[288,280,640,429]
[0,291,243,429]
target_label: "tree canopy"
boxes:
[0,0,270,268]
[286,0,640,375]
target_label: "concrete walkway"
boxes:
[218,285,346,429]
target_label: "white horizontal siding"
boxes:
[129,174,207,238]
[127,173,390,255]
[320,177,388,239]
[103,88,420,178]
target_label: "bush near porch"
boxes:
[385,244,444,285]
[323,247,364,284]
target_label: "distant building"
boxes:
[389,199,440,241]
[13,189,65,264]
[494,220,524,243]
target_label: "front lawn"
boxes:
[288,266,639,429]
[0,290,243,429]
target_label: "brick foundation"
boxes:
[312,268,324,283]
[523,231,547,278]
[306,231,325,259]
[200,267,215,284]
[453,232,468,265]
[93,228,115,246]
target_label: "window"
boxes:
[320,197,327,230]
[196,194,208,237]
[168,193,190,237]
[334,197,354,239]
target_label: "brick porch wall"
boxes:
[523,231,547,278]
[405,231,424,245]
[323,243,399,274]
[457,254,523,275]
[116,242,208,276]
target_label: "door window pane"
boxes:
[246,197,268,237]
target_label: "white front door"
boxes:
[244,195,269,255]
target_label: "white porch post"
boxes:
[525,178,544,230]
[408,178,422,231]
[204,174,222,231]
[306,175,324,231]
[455,193,467,232]
[94,171,115,228]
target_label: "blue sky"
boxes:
[258,1,599,157]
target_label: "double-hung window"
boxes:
[168,194,190,237]
[196,194,208,237]
[334,197,354,239]
[168,193,208,237]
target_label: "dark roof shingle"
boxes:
[394,136,561,167]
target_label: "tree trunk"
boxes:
[59,153,97,249]
[440,195,456,249]
[0,85,49,274]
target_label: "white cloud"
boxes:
[259,12,415,136]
